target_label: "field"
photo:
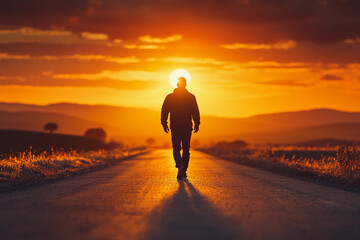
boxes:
[200,144,360,188]
[0,129,146,191]
[0,147,146,192]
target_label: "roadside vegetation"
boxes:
[0,147,146,192]
[200,140,360,188]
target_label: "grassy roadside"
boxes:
[199,145,360,191]
[0,147,147,192]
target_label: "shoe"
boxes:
[177,167,185,180]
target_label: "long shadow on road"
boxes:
[142,179,241,240]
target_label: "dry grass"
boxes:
[0,147,146,190]
[200,145,360,187]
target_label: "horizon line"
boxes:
[0,100,359,119]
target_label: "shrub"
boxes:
[84,128,106,142]
[43,122,58,133]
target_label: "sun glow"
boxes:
[169,69,191,88]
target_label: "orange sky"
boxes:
[0,0,360,118]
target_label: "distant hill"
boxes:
[0,110,121,137]
[0,129,111,155]
[0,102,162,139]
[236,122,360,143]
[245,108,360,130]
[1,102,360,144]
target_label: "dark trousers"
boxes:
[171,130,192,170]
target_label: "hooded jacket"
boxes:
[161,88,200,132]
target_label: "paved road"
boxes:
[1,150,360,240]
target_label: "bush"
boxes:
[84,128,106,142]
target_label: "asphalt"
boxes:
[1,149,360,240]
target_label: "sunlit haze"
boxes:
[169,69,191,88]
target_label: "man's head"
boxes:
[177,77,187,89]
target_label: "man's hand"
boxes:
[194,125,199,133]
[163,124,169,133]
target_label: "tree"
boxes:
[146,138,156,147]
[84,128,106,142]
[43,122,58,133]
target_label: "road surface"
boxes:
[1,150,360,240]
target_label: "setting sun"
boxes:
[169,69,191,88]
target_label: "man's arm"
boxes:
[192,95,200,133]
[161,95,170,133]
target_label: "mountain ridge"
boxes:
[2,101,359,118]
[1,102,360,144]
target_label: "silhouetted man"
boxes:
[161,77,200,180]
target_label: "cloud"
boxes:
[321,74,343,81]
[253,79,313,87]
[113,39,122,43]
[0,53,31,60]
[220,40,296,50]
[81,32,108,40]
[68,55,140,64]
[344,37,360,44]
[53,70,164,81]
[139,34,182,43]
[0,76,158,90]
[162,57,226,65]
[237,61,310,69]
[150,57,312,70]
[0,52,140,64]
[0,27,110,44]
[0,27,72,36]
[123,44,165,49]
[1,0,359,44]
[154,57,311,70]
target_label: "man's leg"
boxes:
[171,131,183,168]
[181,131,192,171]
